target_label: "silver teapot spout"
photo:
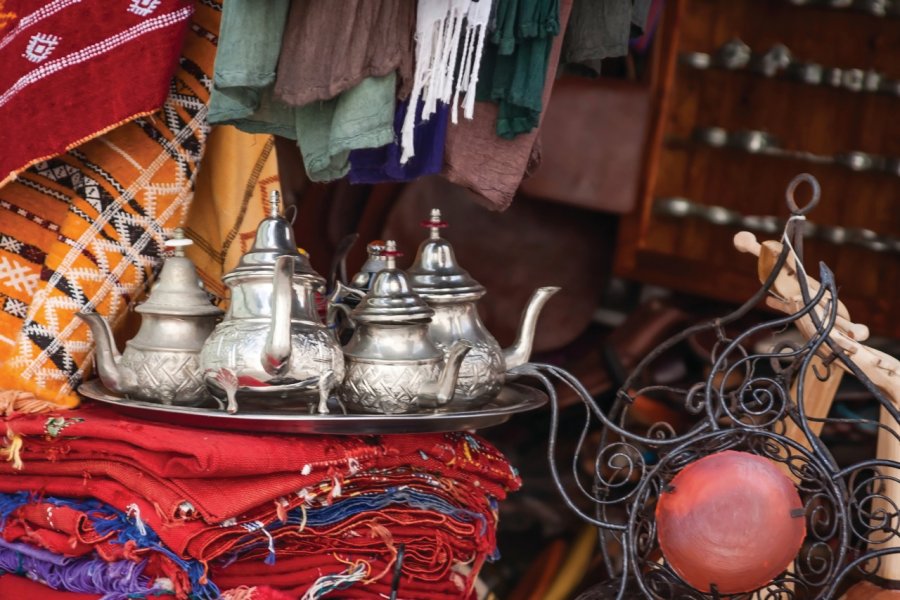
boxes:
[262,255,295,377]
[78,230,224,405]
[502,286,560,370]
[421,340,472,404]
[77,311,132,393]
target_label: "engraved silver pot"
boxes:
[199,192,344,412]
[407,210,559,403]
[78,230,223,405]
[338,241,470,414]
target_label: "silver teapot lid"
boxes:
[137,229,223,317]
[351,241,434,323]
[227,191,323,282]
[350,240,387,291]
[407,209,485,301]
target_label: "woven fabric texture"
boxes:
[0,0,222,409]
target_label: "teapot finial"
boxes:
[268,190,281,218]
[165,228,191,258]
[422,209,447,240]
[384,240,403,269]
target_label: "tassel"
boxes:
[125,503,148,537]
[1,431,23,470]
[402,0,494,162]
[221,586,257,600]
[242,520,277,565]
[300,561,369,600]
[0,390,60,416]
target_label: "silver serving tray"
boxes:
[77,379,547,434]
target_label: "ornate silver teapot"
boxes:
[349,240,387,292]
[199,191,344,413]
[407,209,559,402]
[339,241,471,414]
[78,230,223,405]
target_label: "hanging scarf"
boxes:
[401,0,494,163]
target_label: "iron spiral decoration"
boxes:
[512,174,900,599]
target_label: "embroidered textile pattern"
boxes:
[0,2,16,33]
[0,0,222,408]
[180,125,280,302]
[0,0,195,185]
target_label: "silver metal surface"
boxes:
[350,241,434,323]
[679,52,711,69]
[349,241,388,292]
[714,38,751,70]
[785,0,896,17]
[199,191,344,410]
[681,37,900,95]
[340,244,472,413]
[789,62,824,85]
[693,126,728,147]
[729,129,779,153]
[686,125,900,177]
[751,44,792,77]
[77,379,547,434]
[654,196,900,255]
[407,210,560,403]
[77,231,222,405]
[406,209,486,300]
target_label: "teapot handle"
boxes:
[327,302,356,330]
[326,281,365,329]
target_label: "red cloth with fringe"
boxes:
[0,405,519,597]
[0,573,100,599]
[0,574,296,600]
[0,0,193,185]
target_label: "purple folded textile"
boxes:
[348,99,449,183]
[0,538,69,565]
[0,541,162,600]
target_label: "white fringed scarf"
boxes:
[401,0,494,164]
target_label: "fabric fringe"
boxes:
[0,390,67,416]
[221,586,257,600]
[221,586,295,600]
[401,0,493,163]
[300,560,370,600]
[1,430,22,471]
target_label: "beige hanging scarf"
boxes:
[401,0,493,163]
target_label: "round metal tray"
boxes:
[77,379,547,435]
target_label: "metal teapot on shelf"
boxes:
[78,230,223,405]
[339,241,472,414]
[198,191,344,413]
[407,209,559,402]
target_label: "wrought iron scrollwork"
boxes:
[513,174,900,599]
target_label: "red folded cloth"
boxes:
[0,574,100,599]
[2,405,518,523]
[0,405,519,597]
[0,574,294,600]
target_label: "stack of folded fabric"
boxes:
[0,405,520,598]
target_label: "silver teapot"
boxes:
[349,240,388,292]
[78,230,223,405]
[339,241,471,414]
[199,191,344,413]
[326,240,387,328]
[407,209,559,402]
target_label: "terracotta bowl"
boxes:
[655,450,806,594]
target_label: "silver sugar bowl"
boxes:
[339,241,471,414]
[78,230,223,405]
[407,209,559,402]
[199,191,344,413]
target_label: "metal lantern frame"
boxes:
[515,174,900,599]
